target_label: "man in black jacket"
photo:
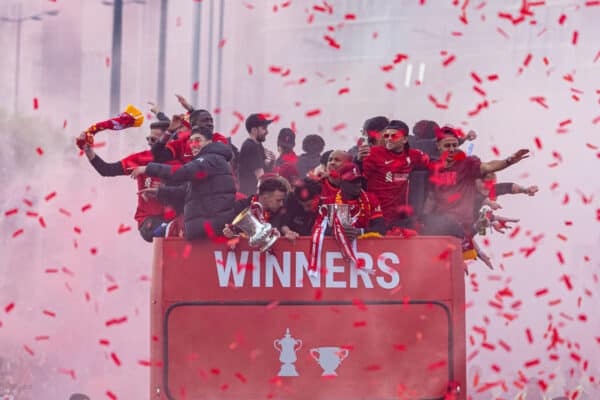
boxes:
[133,127,236,240]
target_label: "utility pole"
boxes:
[190,0,202,106]
[157,0,168,107]
[109,0,123,115]
[14,5,22,115]
[1,6,59,114]
[215,0,225,129]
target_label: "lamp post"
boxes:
[0,6,60,114]
[101,0,145,115]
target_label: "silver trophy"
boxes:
[323,203,356,227]
[231,202,280,252]
[273,328,302,377]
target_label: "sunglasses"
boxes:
[146,136,159,144]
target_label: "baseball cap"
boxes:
[338,162,362,181]
[435,126,460,141]
[245,113,273,132]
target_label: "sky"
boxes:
[0,0,599,399]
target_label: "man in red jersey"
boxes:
[362,120,430,230]
[423,127,529,256]
[76,121,178,242]
[320,150,353,201]
[329,163,386,236]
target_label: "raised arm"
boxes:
[480,149,529,175]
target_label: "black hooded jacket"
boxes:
[145,142,236,237]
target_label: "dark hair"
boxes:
[412,120,440,139]
[150,121,170,131]
[277,128,296,152]
[293,177,322,201]
[320,150,333,166]
[189,109,212,127]
[302,134,325,154]
[362,116,389,134]
[258,177,289,195]
[191,125,213,141]
[386,120,409,134]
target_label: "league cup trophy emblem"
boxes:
[273,328,303,377]
[310,346,350,376]
[231,202,280,252]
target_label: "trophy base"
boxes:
[278,363,299,377]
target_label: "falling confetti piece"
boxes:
[81,203,92,212]
[36,147,44,155]
[4,208,18,216]
[33,98,39,109]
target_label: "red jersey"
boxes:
[333,190,383,230]
[428,155,483,228]
[166,130,193,164]
[363,146,429,224]
[121,150,179,226]
[274,152,299,183]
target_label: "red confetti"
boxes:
[33,97,39,110]
[344,13,356,20]
[305,109,321,117]
[43,309,56,318]
[105,316,128,327]
[4,208,18,216]
[491,146,500,156]
[38,216,46,228]
[534,137,542,149]
[193,81,199,91]
[535,288,549,297]
[99,339,110,346]
[572,30,579,45]
[23,345,35,356]
[385,82,396,91]
[12,229,24,238]
[525,328,534,343]
[524,358,540,368]
[557,251,565,265]
[558,14,567,25]
[36,147,44,155]
[442,54,456,67]
[323,35,341,49]
[117,224,131,234]
[427,360,447,370]
[81,203,92,212]
[234,372,247,383]
[353,320,367,327]
[5,303,15,313]
[90,247,98,255]
[106,391,117,400]
[337,87,350,95]
[523,53,533,67]
[111,352,121,366]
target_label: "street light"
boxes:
[101,0,145,116]
[0,6,60,114]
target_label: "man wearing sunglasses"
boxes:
[77,121,178,242]
[362,120,430,232]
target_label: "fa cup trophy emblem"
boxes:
[273,328,302,377]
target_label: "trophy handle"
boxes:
[294,339,302,351]
[250,202,265,223]
[339,348,349,360]
[273,339,281,352]
[309,348,320,361]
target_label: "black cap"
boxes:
[277,128,296,150]
[245,113,273,132]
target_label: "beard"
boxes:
[256,134,267,142]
